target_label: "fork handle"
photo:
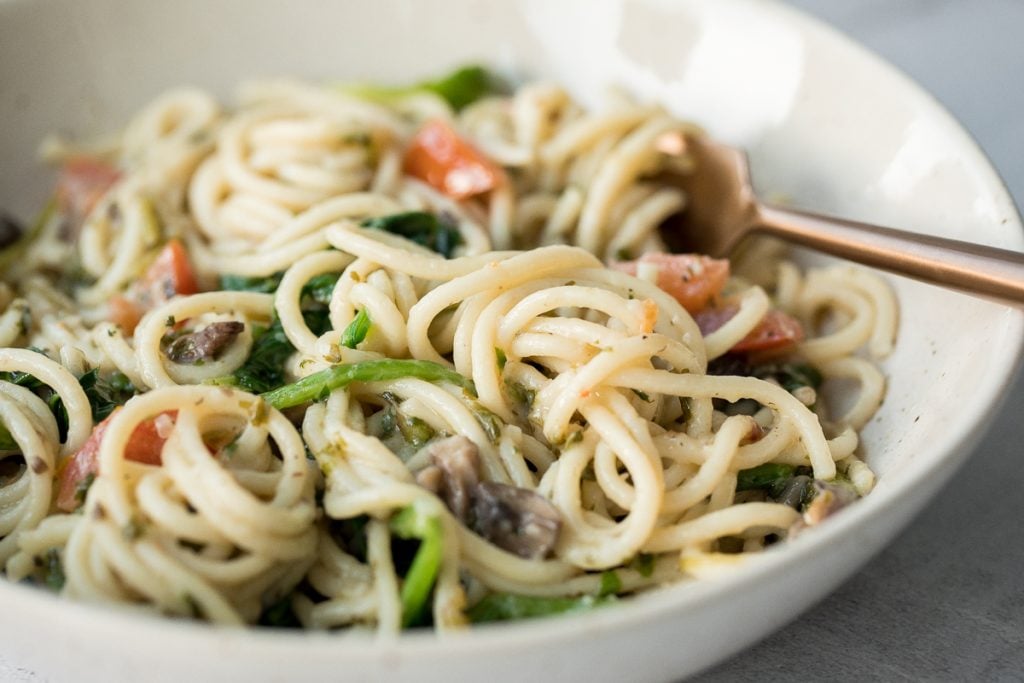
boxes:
[756,204,1024,305]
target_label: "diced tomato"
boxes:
[403,119,505,199]
[611,253,729,314]
[56,157,120,228]
[107,295,144,335]
[695,306,805,354]
[141,238,198,298]
[732,309,804,353]
[55,409,173,512]
[107,239,198,334]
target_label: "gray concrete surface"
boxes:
[699,1,1024,680]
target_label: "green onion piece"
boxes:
[339,64,500,111]
[260,359,475,409]
[736,463,797,492]
[765,363,823,393]
[467,593,614,623]
[340,310,372,349]
[390,503,444,628]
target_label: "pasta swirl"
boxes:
[0,69,896,632]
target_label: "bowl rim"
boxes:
[0,0,1022,673]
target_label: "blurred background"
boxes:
[700,1,1024,680]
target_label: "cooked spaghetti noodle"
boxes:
[0,67,896,631]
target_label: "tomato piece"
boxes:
[56,157,120,226]
[403,119,505,199]
[695,306,805,354]
[55,409,173,512]
[107,295,143,335]
[107,239,198,334]
[611,253,730,314]
[732,309,804,353]
[139,239,199,301]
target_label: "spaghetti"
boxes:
[0,67,896,631]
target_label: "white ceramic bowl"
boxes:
[1,1,1021,681]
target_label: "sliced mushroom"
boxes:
[471,481,561,560]
[165,321,244,364]
[802,479,858,526]
[774,474,812,509]
[418,435,481,522]
[415,465,445,497]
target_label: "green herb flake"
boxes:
[628,553,656,578]
[599,570,622,597]
[766,363,823,393]
[736,463,797,492]
[79,368,136,421]
[42,548,65,591]
[474,405,503,443]
[182,592,202,618]
[122,515,146,541]
[505,382,535,415]
[302,272,342,306]
[341,309,372,349]
[360,212,462,259]
[73,472,96,510]
[219,272,284,293]
[230,317,294,393]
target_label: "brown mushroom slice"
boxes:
[419,435,481,523]
[165,321,244,364]
[802,480,858,526]
[472,481,562,560]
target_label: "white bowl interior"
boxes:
[0,0,1021,680]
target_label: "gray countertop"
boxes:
[700,1,1024,680]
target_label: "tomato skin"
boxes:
[107,239,198,334]
[611,253,730,314]
[142,239,199,299]
[695,306,805,354]
[107,295,143,335]
[403,119,505,199]
[732,309,805,353]
[56,157,120,227]
[55,409,172,512]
